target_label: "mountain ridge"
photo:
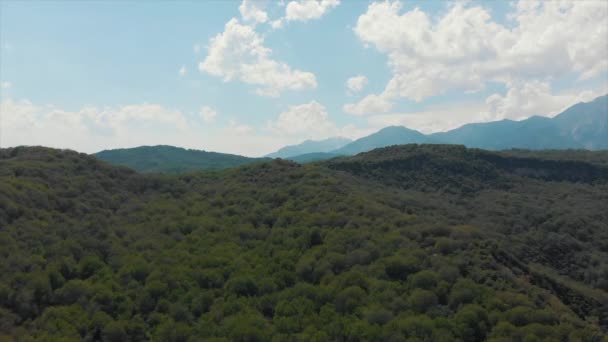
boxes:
[90,95,607,171]
[95,145,269,173]
[265,137,352,159]
[311,94,608,161]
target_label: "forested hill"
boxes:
[1,145,607,341]
[95,145,269,173]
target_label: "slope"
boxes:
[266,137,352,159]
[553,94,608,149]
[95,145,269,173]
[334,126,432,155]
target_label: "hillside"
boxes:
[552,94,608,149]
[266,137,352,159]
[434,95,608,150]
[431,116,571,150]
[1,145,607,340]
[95,145,269,173]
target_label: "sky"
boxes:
[1,0,607,157]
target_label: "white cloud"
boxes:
[1,99,42,131]
[179,65,187,76]
[193,44,201,54]
[365,84,608,134]
[1,81,11,89]
[239,0,268,23]
[199,18,317,97]
[0,97,287,155]
[228,119,254,135]
[0,98,273,156]
[268,101,334,138]
[200,106,217,123]
[269,0,339,28]
[0,97,372,156]
[343,93,392,116]
[270,19,284,29]
[484,81,608,122]
[267,100,373,141]
[0,99,189,151]
[346,75,367,94]
[347,0,608,114]
[0,97,369,156]
[285,0,340,22]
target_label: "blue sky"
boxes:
[1,0,607,156]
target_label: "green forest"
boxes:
[95,146,270,174]
[1,145,607,341]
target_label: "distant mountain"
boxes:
[333,126,432,155]
[95,145,269,173]
[552,94,608,149]
[96,96,607,171]
[283,95,607,160]
[266,137,351,159]
[434,95,608,150]
[430,116,572,150]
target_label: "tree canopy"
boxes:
[0,145,607,341]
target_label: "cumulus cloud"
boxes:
[2,97,308,155]
[364,85,608,134]
[179,66,187,76]
[268,101,335,138]
[285,0,340,22]
[200,106,217,123]
[239,0,268,24]
[346,75,368,94]
[484,81,608,122]
[0,99,189,151]
[199,18,317,97]
[347,0,608,114]
[271,0,340,28]
[1,81,11,89]
[267,100,373,141]
[0,97,373,156]
[343,94,392,116]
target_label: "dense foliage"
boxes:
[1,145,607,341]
[287,152,344,164]
[95,145,269,173]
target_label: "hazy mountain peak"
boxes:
[265,137,352,159]
[332,125,429,156]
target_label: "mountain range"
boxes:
[265,137,352,159]
[94,95,607,172]
[275,94,608,161]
